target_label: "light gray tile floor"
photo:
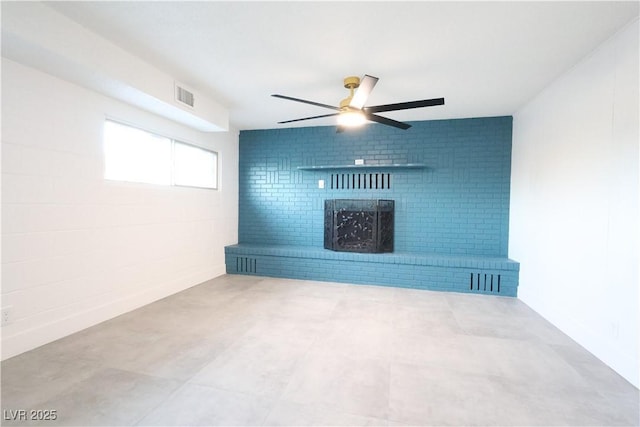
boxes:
[2,274,638,426]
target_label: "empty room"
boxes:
[1,1,638,426]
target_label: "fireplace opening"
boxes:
[324,199,394,253]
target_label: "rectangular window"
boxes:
[174,141,217,189]
[103,120,218,189]
[104,120,172,185]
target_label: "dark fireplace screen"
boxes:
[324,199,394,253]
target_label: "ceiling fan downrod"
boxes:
[340,76,361,109]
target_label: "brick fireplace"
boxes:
[229,117,519,296]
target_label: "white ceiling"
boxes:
[48,1,638,131]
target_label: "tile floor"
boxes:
[2,274,638,426]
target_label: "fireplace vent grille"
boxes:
[236,257,257,274]
[469,273,501,293]
[330,173,391,190]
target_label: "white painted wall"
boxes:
[510,19,639,388]
[2,2,229,132]
[1,59,239,360]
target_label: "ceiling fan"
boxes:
[272,74,444,131]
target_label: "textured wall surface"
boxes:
[239,116,513,256]
[1,60,239,360]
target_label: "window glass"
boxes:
[103,120,217,190]
[104,121,172,185]
[174,142,218,189]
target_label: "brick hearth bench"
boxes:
[225,244,519,297]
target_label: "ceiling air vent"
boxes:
[175,83,195,108]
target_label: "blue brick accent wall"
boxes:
[239,117,513,257]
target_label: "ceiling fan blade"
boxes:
[277,113,340,124]
[272,94,340,111]
[365,113,411,130]
[365,97,445,113]
[349,74,379,109]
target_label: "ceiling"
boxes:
[47,1,638,131]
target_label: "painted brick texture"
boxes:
[225,244,519,296]
[239,117,513,256]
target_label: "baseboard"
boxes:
[1,265,227,361]
[519,295,639,389]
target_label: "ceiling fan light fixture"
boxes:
[337,110,367,127]
[272,73,444,130]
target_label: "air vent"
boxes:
[469,273,501,293]
[236,257,257,274]
[175,83,195,108]
[330,173,391,190]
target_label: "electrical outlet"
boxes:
[610,321,620,340]
[1,306,12,326]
